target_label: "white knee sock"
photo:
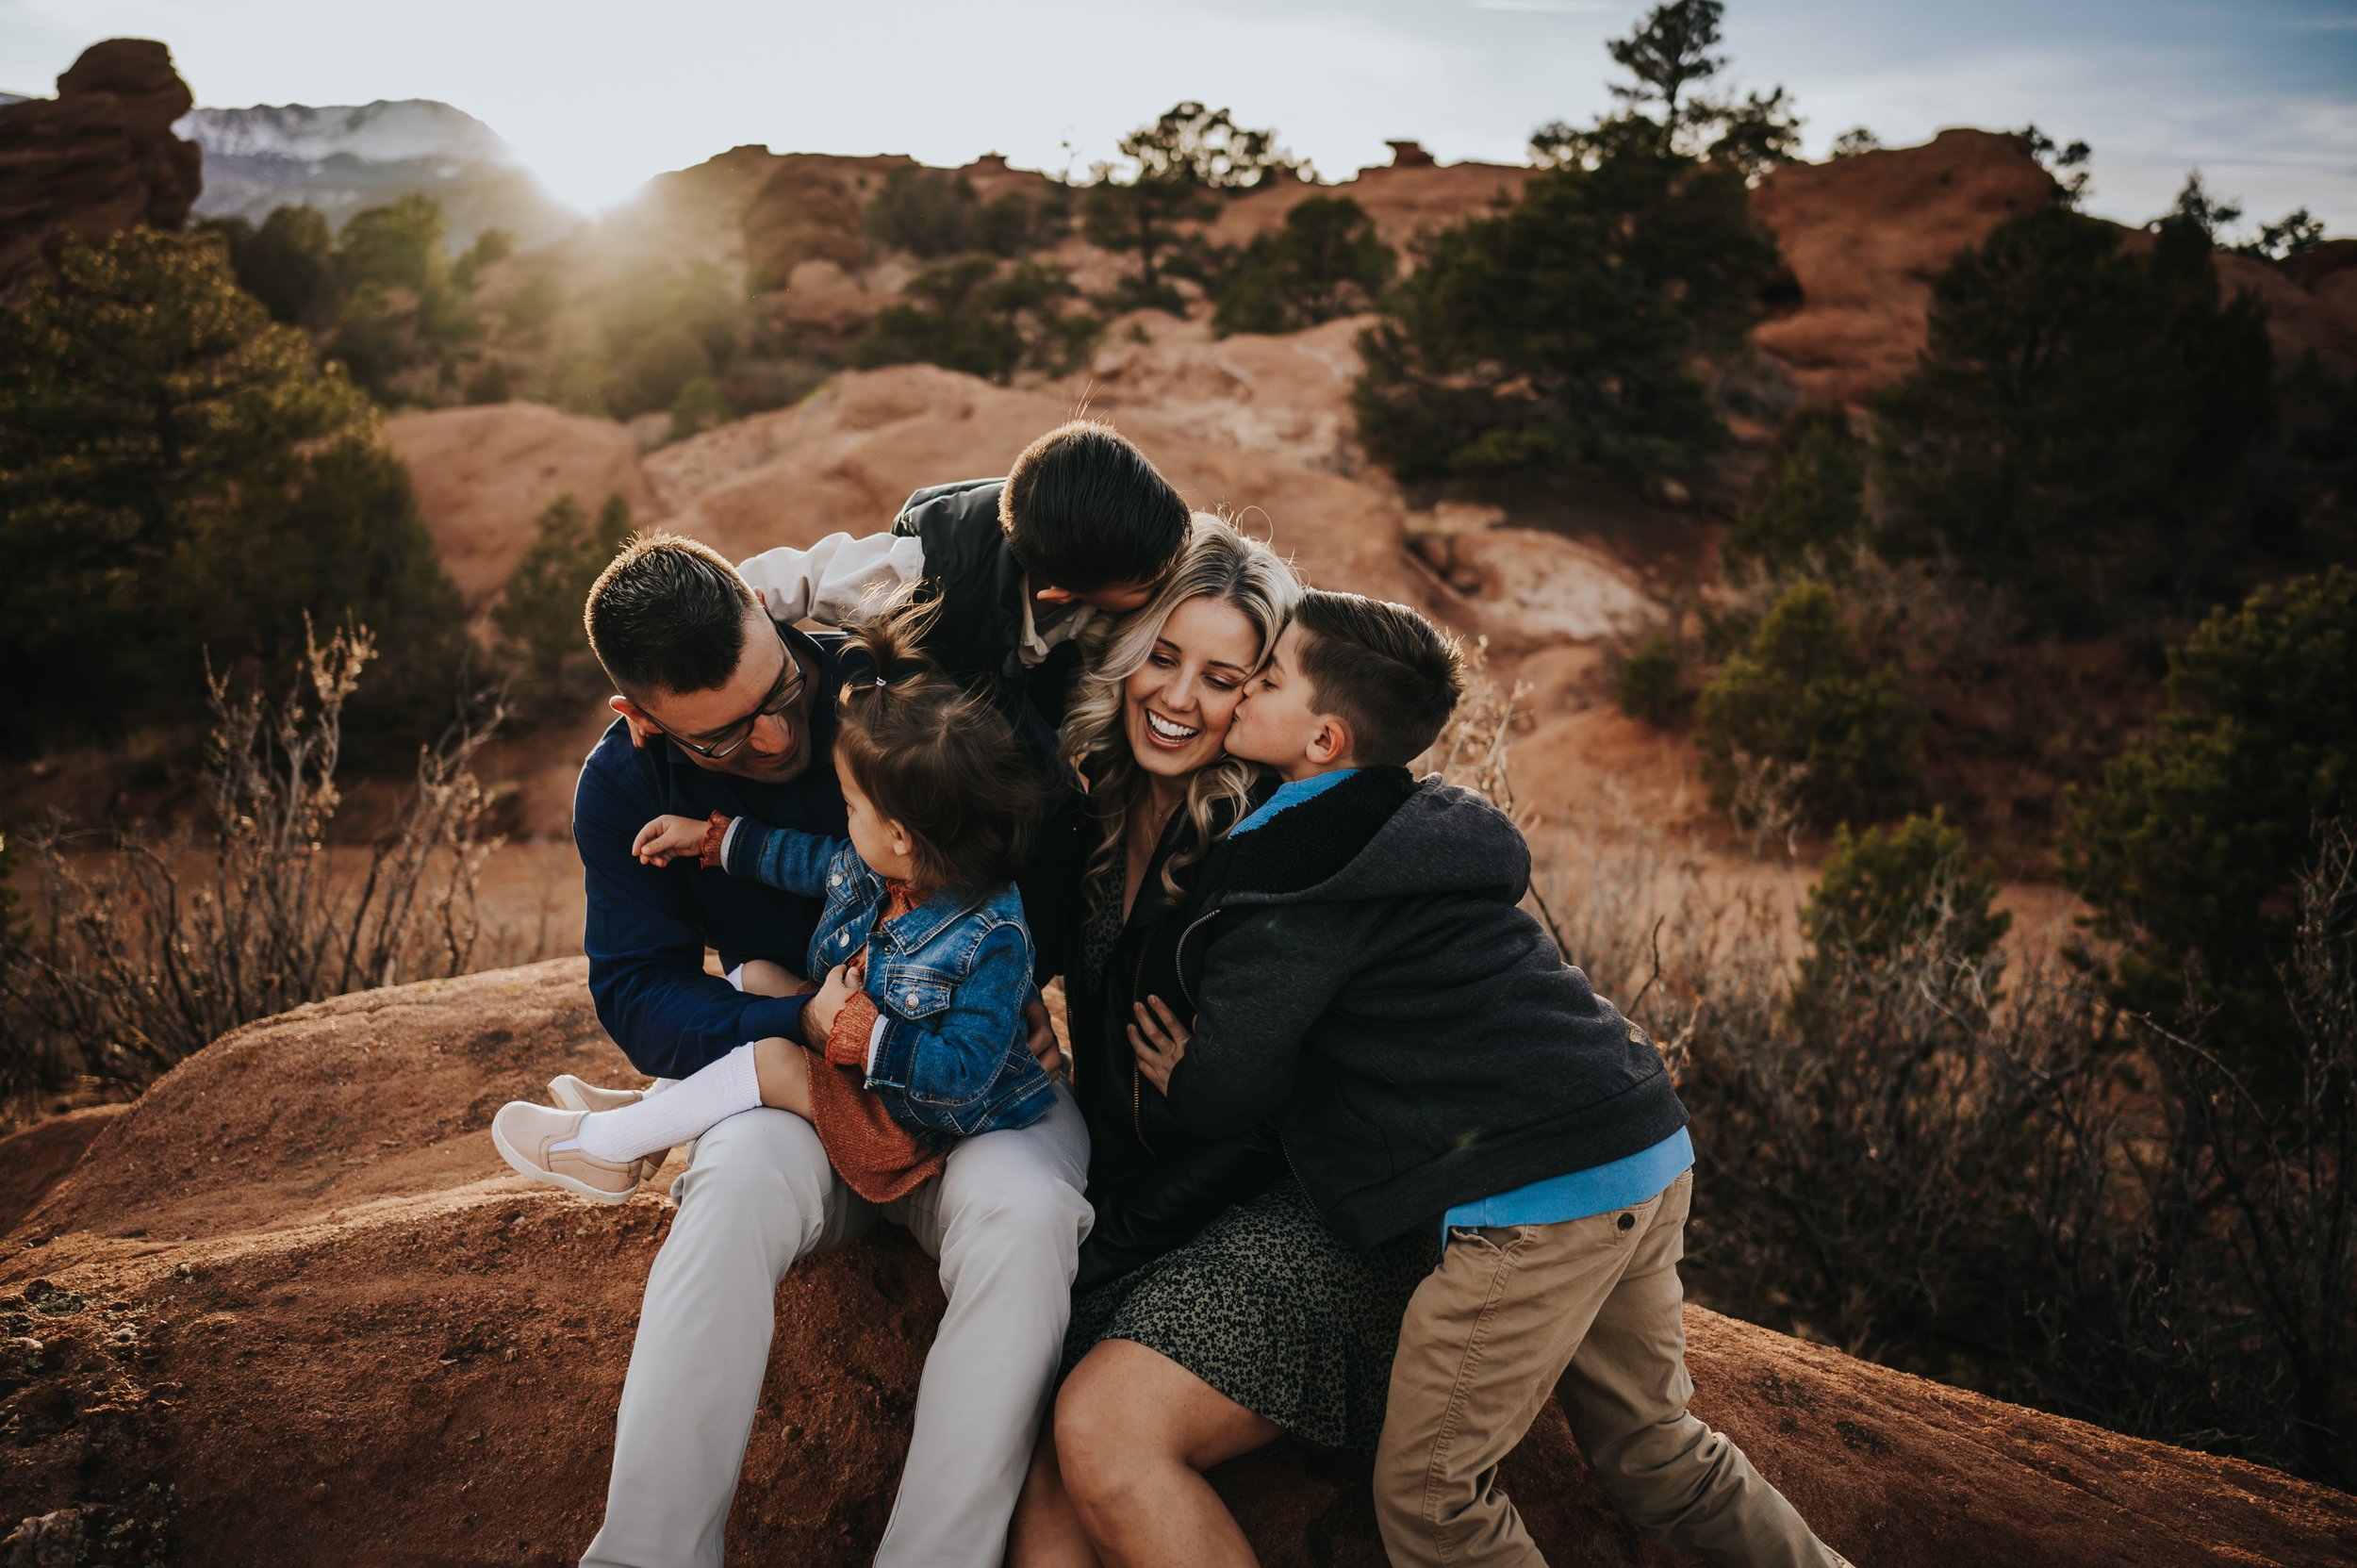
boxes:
[569,1043,763,1163]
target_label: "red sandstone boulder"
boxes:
[0,39,203,290]
[381,402,660,613]
[2,958,2351,1563]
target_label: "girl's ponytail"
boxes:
[832,587,1040,894]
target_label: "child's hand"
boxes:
[1129,996,1192,1094]
[634,814,710,867]
[804,954,866,1041]
[1025,994,1063,1080]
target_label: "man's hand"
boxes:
[1129,995,1191,1095]
[802,954,865,1046]
[1026,994,1063,1080]
[633,813,711,867]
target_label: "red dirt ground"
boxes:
[2,959,2352,1563]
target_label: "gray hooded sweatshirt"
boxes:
[1163,767,1689,1250]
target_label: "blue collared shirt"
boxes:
[1230,768,1361,836]
[1444,1127,1692,1234]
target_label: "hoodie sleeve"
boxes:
[737,531,927,627]
[1162,906,1349,1141]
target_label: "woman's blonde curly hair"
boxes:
[1062,514,1302,900]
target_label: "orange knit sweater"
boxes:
[803,881,946,1204]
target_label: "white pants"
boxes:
[579,1084,1093,1567]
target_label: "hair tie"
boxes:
[836,644,924,701]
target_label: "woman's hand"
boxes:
[633,814,710,867]
[802,953,865,1044]
[1129,995,1192,1095]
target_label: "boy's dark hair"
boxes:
[835,594,1042,893]
[586,533,757,698]
[1292,590,1467,767]
[1000,419,1191,591]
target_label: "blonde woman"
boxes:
[1012,520,1442,1567]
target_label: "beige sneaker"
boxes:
[490,1101,643,1205]
[547,1073,644,1114]
[547,1075,668,1180]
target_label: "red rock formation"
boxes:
[1752,129,2357,400]
[741,152,910,282]
[3,958,2353,1563]
[0,40,202,291]
[1749,129,2058,402]
[380,401,661,613]
[1201,153,1530,260]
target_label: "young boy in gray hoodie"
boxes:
[1137,590,1848,1568]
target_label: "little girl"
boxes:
[489,600,1055,1206]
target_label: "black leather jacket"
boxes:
[1068,787,1284,1293]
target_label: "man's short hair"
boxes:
[585,533,757,698]
[1000,420,1191,591]
[1292,590,1467,767]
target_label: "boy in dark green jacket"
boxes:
[1144,590,1848,1568]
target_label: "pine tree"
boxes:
[1874,204,2274,632]
[1083,102,1278,304]
[2063,569,2357,1064]
[0,231,465,752]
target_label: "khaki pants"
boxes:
[1375,1171,1844,1568]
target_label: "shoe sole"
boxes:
[490,1114,636,1207]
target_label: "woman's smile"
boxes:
[1143,710,1202,747]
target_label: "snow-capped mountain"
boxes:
[175,99,577,250]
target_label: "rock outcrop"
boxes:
[0,40,203,290]
[381,401,661,612]
[740,152,910,283]
[1751,128,2357,400]
[643,356,1426,610]
[1202,151,1530,259]
[3,959,2352,1563]
[1748,129,2058,402]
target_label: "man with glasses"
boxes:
[568,533,1091,1568]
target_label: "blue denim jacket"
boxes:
[720,816,1055,1142]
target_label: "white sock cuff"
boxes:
[575,1043,763,1164]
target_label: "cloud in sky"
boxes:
[0,0,2349,230]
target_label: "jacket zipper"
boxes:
[1172,907,1220,1012]
[1278,1129,1319,1213]
[1129,938,1156,1157]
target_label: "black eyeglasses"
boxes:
[650,623,809,761]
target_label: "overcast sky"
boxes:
[4,0,2351,232]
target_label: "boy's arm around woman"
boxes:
[1159,903,1353,1141]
